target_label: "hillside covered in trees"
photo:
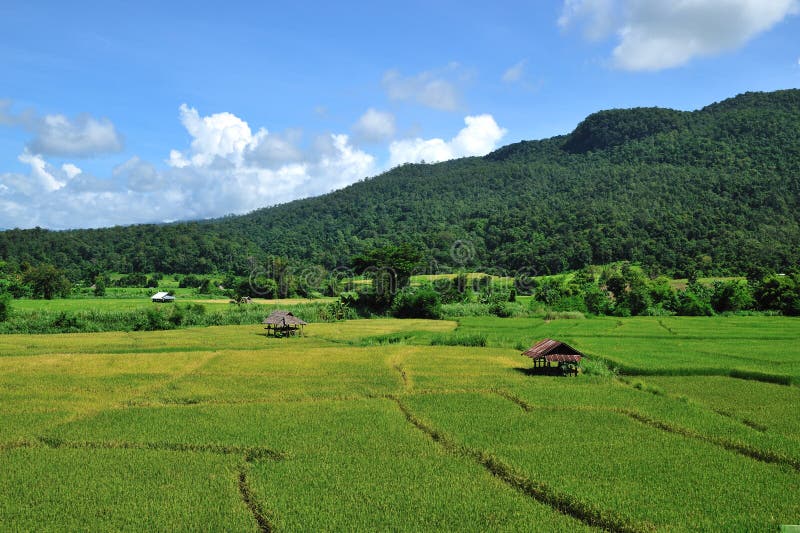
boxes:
[1,89,799,279]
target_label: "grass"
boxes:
[12,296,334,312]
[452,315,800,383]
[1,315,799,529]
[430,332,488,347]
[641,376,800,438]
[0,300,352,334]
[404,392,800,531]
[0,448,255,532]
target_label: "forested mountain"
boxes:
[2,89,799,279]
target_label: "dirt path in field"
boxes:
[0,434,284,532]
[489,387,800,474]
[389,395,651,533]
[617,409,800,473]
[238,462,274,533]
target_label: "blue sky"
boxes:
[1,0,798,229]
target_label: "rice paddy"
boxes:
[1,316,799,530]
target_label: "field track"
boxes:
[1,317,799,530]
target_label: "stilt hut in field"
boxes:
[263,310,307,337]
[522,338,584,376]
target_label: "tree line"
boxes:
[1,89,798,282]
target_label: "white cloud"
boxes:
[167,104,376,211]
[17,150,67,193]
[315,134,377,191]
[167,149,190,168]
[389,114,507,167]
[353,108,396,142]
[0,101,123,157]
[502,60,528,83]
[114,156,163,192]
[29,113,123,157]
[2,105,525,229]
[61,163,82,179]
[559,0,800,70]
[451,115,508,155]
[558,0,617,40]
[0,104,374,228]
[382,68,461,111]
[246,129,303,167]
[171,104,256,167]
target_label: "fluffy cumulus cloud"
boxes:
[170,104,254,167]
[0,103,509,229]
[382,67,462,111]
[353,108,396,142]
[0,101,122,157]
[389,114,507,167]
[29,114,122,157]
[165,104,376,213]
[0,103,380,229]
[246,129,303,167]
[113,156,163,192]
[559,0,800,70]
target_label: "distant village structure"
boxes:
[522,338,584,376]
[263,310,307,337]
[151,291,175,303]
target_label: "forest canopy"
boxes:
[1,89,798,280]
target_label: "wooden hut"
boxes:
[522,338,584,376]
[263,310,307,337]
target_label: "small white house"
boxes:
[151,291,175,303]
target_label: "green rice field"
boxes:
[1,316,799,530]
[12,296,333,312]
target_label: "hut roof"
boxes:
[151,291,175,301]
[262,310,308,326]
[522,338,584,363]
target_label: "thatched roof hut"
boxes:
[522,338,584,375]
[263,310,307,337]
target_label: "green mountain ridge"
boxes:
[2,89,799,279]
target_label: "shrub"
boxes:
[583,285,613,315]
[543,311,585,320]
[430,333,487,347]
[552,294,588,313]
[754,274,800,315]
[644,304,674,317]
[629,380,665,395]
[533,278,567,306]
[392,286,442,319]
[579,358,617,377]
[676,290,713,316]
[93,279,106,297]
[134,308,172,331]
[115,273,148,288]
[179,275,204,289]
[358,333,411,346]
[488,299,512,317]
[23,264,71,299]
[440,302,493,318]
[711,280,754,313]
[197,279,212,294]
[0,292,11,322]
